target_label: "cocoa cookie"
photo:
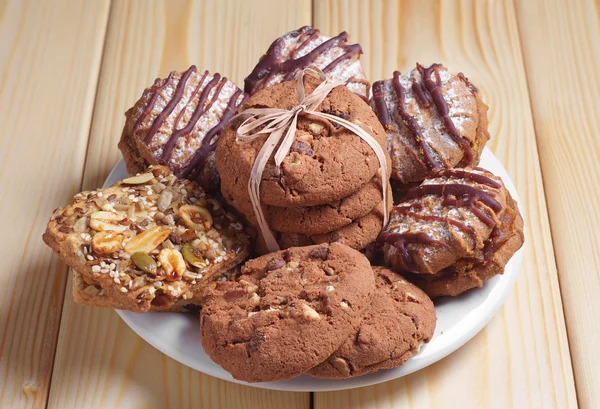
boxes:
[370,64,489,186]
[221,174,387,235]
[42,166,250,312]
[244,26,369,99]
[255,192,392,254]
[118,66,247,192]
[200,243,376,382]
[380,167,524,297]
[308,266,436,378]
[216,77,390,207]
[405,192,524,298]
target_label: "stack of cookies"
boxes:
[216,77,392,254]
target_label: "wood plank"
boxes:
[0,1,110,408]
[313,1,578,408]
[46,1,312,408]
[514,0,600,407]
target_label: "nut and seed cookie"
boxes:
[371,64,489,185]
[244,26,369,99]
[118,66,247,193]
[216,77,390,208]
[42,166,250,312]
[200,243,376,382]
[221,174,388,235]
[308,266,436,378]
[380,167,524,297]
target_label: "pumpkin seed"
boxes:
[131,252,158,275]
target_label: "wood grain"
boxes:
[46,1,312,408]
[313,1,578,408]
[0,1,110,408]
[514,0,600,408]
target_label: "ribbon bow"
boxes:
[235,67,389,252]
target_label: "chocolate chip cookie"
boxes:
[308,266,436,378]
[200,243,376,382]
[216,77,390,207]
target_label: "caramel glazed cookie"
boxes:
[42,166,250,312]
[370,64,489,187]
[379,167,524,298]
[216,77,391,208]
[308,266,436,378]
[244,26,370,99]
[118,66,247,193]
[200,243,376,382]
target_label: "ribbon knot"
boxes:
[233,67,389,252]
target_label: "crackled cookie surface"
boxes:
[43,166,250,312]
[309,266,436,378]
[380,167,524,297]
[200,243,375,382]
[371,64,489,185]
[244,26,369,98]
[118,66,247,192]
[216,78,390,207]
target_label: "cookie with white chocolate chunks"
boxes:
[370,64,489,186]
[380,167,524,297]
[118,66,247,193]
[200,243,376,383]
[244,26,370,99]
[308,266,436,378]
[42,166,250,312]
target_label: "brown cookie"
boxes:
[405,192,524,298]
[380,167,524,297]
[216,77,390,207]
[244,26,369,99]
[308,266,436,378]
[370,64,489,185]
[221,174,388,235]
[42,166,250,312]
[118,66,247,193]
[200,243,376,382]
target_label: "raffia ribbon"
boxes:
[234,67,389,253]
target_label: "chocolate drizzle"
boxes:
[405,183,501,227]
[133,72,176,135]
[391,71,441,172]
[411,79,430,108]
[439,169,501,188]
[393,207,475,236]
[417,63,474,165]
[244,26,363,95]
[371,80,391,128]
[141,65,197,144]
[379,231,448,271]
[457,72,478,94]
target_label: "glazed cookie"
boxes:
[380,168,524,297]
[118,66,247,192]
[308,266,436,378]
[371,64,489,185]
[216,77,390,207]
[200,243,376,382]
[42,166,250,312]
[244,26,369,98]
[221,174,388,235]
[405,193,524,298]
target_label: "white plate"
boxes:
[104,147,524,392]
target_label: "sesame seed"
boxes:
[80,233,87,239]
[77,251,83,257]
[97,192,103,197]
[120,287,128,293]
[86,255,94,261]
[114,278,121,284]
[326,285,334,293]
[100,261,106,267]
[154,281,163,287]
[91,265,101,273]
[109,263,116,270]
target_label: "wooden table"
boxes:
[1,0,597,407]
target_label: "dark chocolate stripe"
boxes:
[181,89,248,180]
[411,79,429,107]
[371,80,391,128]
[161,74,223,161]
[142,65,197,144]
[291,27,319,59]
[439,169,501,189]
[392,71,441,171]
[172,70,209,132]
[418,63,474,165]
[393,208,474,235]
[379,231,448,272]
[457,72,478,94]
[133,72,175,135]
[322,43,362,73]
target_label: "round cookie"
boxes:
[244,26,369,99]
[308,266,436,378]
[406,192,524,298]
[216,77,390,207]
[370,64,489,186]
[118,66,247,192]
[221,174,387,235]
[200,243,376,383]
